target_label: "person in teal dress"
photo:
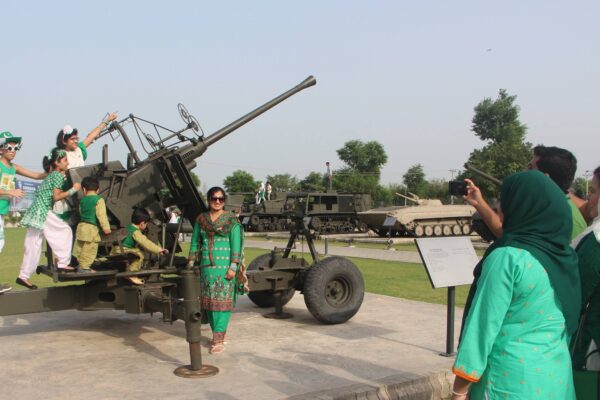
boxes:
[571,166,600,370]
[187,186,247,354]
[453,170,580,400]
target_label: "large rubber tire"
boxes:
[433,225,443,236]
[247,253,295,308]
[424,225,434,237]
[303,256,365,324]
[442,225,452,236]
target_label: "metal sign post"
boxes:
[415,237,478,357]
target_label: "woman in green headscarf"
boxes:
[451,170,580,400]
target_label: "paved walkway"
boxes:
[0,292,460,399]
[245,239,424,263]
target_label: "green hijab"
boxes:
[462,170,581,338]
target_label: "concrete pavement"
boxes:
[0,292,460,399]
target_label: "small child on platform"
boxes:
[73,177,111,271]
[17,148,80,289]
[112,208,168,285]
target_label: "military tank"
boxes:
[241,191,372,233]
[358,192,475,237]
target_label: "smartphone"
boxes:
[449,181,468,196]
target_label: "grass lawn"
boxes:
[1,227,469,306]
[248,234,487,256]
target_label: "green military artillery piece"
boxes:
[245,195,365,324]
[0,76,330,378]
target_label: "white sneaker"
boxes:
[0,283,12,294]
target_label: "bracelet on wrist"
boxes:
[451,389,468,396]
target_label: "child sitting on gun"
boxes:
[73,177,111,272]
[112,208,168,285]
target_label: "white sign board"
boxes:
[415,237,479,289]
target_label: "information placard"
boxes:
[415,237,478,288]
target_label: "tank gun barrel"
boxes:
[176,76,316,168]
[464,163,502,186]
[394,192,419,204]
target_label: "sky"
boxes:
[2,1,599,192]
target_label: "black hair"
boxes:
[131,208,151,225]
[594,166,600,181]
[533,145,577,192]
[207,186,227,201]
[42,148,67,173]
[56,128,79,149]
[82,176,100,191]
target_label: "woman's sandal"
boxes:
[15,277,38,290]
[210,342,225,354]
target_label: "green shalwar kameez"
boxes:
[188,211,244,343]
[458,170,581,400]
[455,247,576,399]
[572,232,600,369]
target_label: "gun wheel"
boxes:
[247,254,295,308]
[303,256,364,324]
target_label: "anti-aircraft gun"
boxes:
[0,76,316,378]
[244,193,365,324]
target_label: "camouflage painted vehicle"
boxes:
[358,192,475,237]
[241,191,372,233]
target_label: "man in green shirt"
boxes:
[465,145,586,240]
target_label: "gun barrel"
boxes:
[204,75,316,147]
[394,192,419,204]
[464,163,502,186]
[176,75,316,167]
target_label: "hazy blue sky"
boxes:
[2,1,598,191]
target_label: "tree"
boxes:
[336,140,388,175]
[423,179,451,204]
[572,176,591,199]
[332,168,379,195]
[266,173,299,193]
[402,164,427,197]
[190,172,201,188]
[299,172,327,192]
[333,140,388,200]
[461,89,532,197]
[471,89,527,143]
[223,170,258,193]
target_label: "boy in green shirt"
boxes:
[73,177,111,271]
[112,208,168,285]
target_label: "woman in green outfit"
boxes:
[452,170,580,400]
[187,186,246,354]
[571,166,600,370]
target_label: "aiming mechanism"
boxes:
[0,76,321,378]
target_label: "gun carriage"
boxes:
[0,76,367,378]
